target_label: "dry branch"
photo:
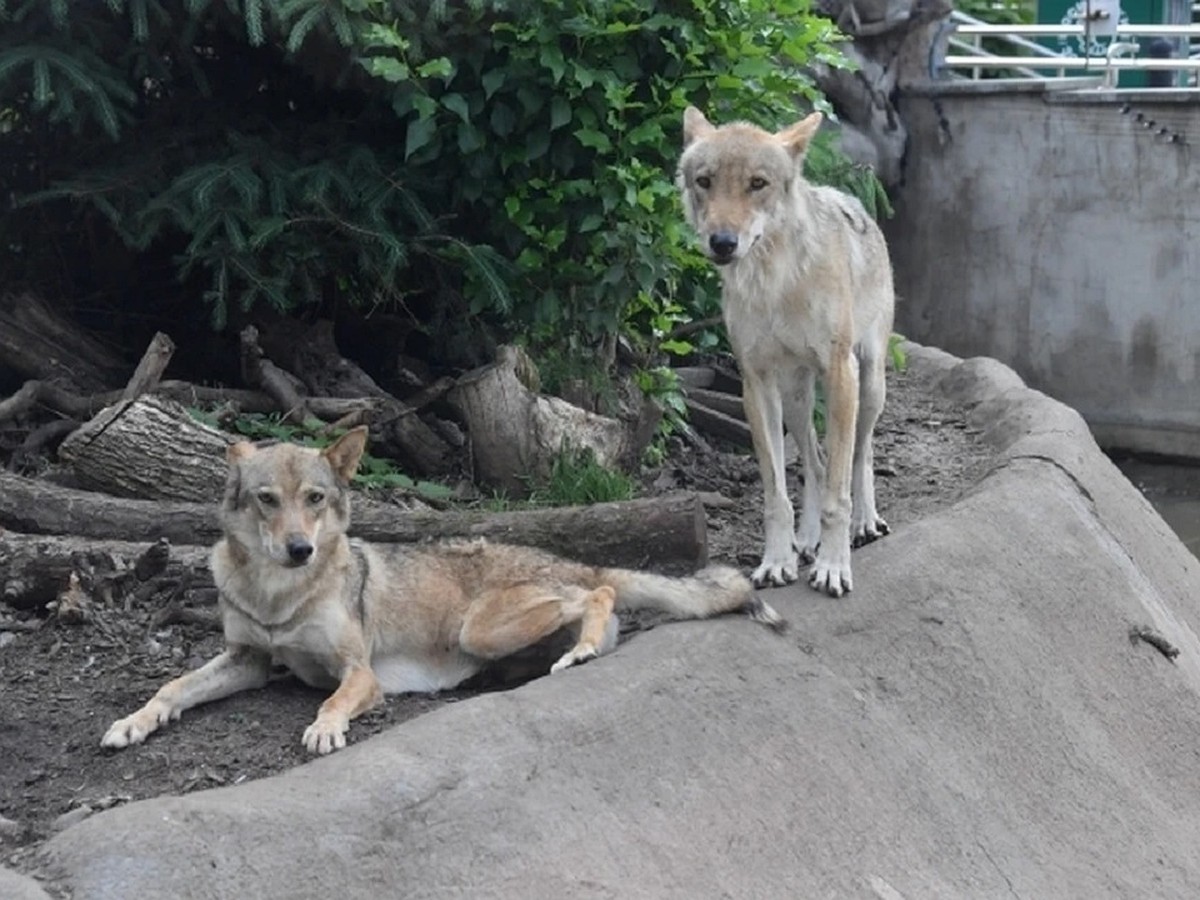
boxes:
[121,331,176,400]
[256,319,455,475]
[239,325,311,423]
[0,379,373,431]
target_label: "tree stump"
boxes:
[447,345,649,497]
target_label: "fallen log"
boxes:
[58,395,231,502]
[687,387,746,421]
[0,533,211,611]
[0,475,709,571]
[685,399,753,448]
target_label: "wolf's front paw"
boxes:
[851,516,889,549]
[302,714,349,755]
[751,552,799,588]
[101,698,177,749]
[550,643,598,674]
[808,545,853,598]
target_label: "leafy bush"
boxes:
[0,0,876,361]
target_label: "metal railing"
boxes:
[940,11,1200,86]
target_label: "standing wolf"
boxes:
[677,107,896,597]
[101,428,783,755]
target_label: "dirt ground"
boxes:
[0,365,994,870]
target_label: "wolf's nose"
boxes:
[285,537,314,564]
[709,232,738,259]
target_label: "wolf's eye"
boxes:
[749,176,768,191]
[256,491,278,507]
[695,175,711,189]
[307,491,326,506]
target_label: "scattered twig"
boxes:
[402,375,455,413]
[153,573,220,631]
[153,605,221,631]
[1129,624,1180,661]
[0,618,43,633]
[665,315,722,342]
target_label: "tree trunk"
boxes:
[811,0,953,188]
[447,345,654,497]
[0,474,709,572]
[0,292,128,391]
[57,395,231,502]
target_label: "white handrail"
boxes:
[943,55,1200,68]
[941,10,1200,85]
[953,24,1200,37]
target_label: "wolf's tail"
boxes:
[602,565,786,632]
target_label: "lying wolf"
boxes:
[102,428,784,754]
[678,106,896,597]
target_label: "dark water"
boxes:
[1116,458,1200,560]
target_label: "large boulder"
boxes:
[34,345,1200,899]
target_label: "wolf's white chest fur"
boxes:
[371,652,482,694]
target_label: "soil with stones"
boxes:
[0,366,993,871]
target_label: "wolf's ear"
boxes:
[683,106,716,147]
[776,112,823,159]
[222,442,254,509]
[227,441,256,463]
[323,426,368,484]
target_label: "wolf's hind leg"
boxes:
[851,346,889,547]
[459,582,616,674]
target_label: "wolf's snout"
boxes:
[285,535,314,565]
[708,231,738,263]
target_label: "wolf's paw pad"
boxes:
[809,562,852,598]
[851,517,889,549]
[550,645,598,674]
[303,716,348,755]
[751,558,799,589]
[100,701,175,749]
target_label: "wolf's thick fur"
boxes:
[101,428,783,754]
[678,107,895,596]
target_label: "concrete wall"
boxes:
[887,80,1200,458]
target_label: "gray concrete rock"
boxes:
[0,866,52,900]
[39,345,1200,899]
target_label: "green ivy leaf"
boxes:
[573,128,612,153]
[405,116,437,160]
